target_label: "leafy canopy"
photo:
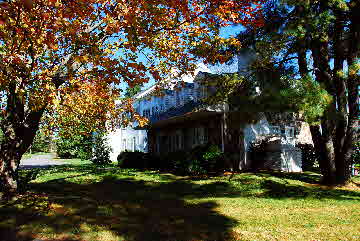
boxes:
[0,0,265,135]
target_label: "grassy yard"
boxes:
[1,160,360,241]
[21,152,52,160]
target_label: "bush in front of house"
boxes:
[118,150,145,168]
[248,138,269,170]
[160,151,188,175]
[117,150,158,169]
[161,144,224,175]
[117,144,225,175]
[296,143,319,171]
[188,144,224,172]
[187,159,207,175]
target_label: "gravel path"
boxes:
[20,153,66,169]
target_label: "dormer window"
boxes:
[270,126,281,135]
[285,127,294,138]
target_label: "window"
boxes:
[176,92,180,106]
[135,106,140,113]
[156,136,160,153]
[188,88,194,101]
[144,109,150,118]
[122,139,127,151]
[193,128,197,145]
[165,97,170,109]
[270,126,281,135]
[201,87,207,98]
[198,127,206,144]
[285,127,294,138]
[192,127,207,145]
[128,138,133,151]
[176,134,183,150]
[197,88,201,100]
[203,128,208,143]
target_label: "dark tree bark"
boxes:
[333,0,360,184]
[292,1,359,185]
[0,84,44,197]
[295,30,338,184]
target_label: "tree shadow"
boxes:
[224,172,360,201]
[251,170,321,184]
[0,176,239,241]
[352,181,360,188]
[257,179,360,200]
[2,167,360,240]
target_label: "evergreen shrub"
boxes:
[91,133,112,165]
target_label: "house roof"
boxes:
[130,64,213,101]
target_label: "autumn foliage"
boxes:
[0,0,264,133]
[0,0,264,194]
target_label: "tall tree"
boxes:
[124,84,142,98]
[0,0,264,195]
[235,0,359,185]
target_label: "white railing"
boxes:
[136,87,206,118]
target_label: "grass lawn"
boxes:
[21,152,52,160]
[1,161,359,241]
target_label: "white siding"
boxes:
[106,127,148,162]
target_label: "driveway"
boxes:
[20,153,66,169]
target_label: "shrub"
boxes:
[161,150,189,173]
[56,133,92,160]
[202,144,224,171]
[248,138,269,169]
[30,130,52,153]
[118,150,146,168]
[296,143,319,171]
[91,133,112,165]
[186,144,224,172]
[118,151,158,169]
[18,169,40,192]
[187,159,206,175]
[117,144,225,175]
[160,144,224,175]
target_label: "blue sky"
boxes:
[118,24,245,95]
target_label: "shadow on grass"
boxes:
[251,170,321,184]
[19,163,118,182]
[2,166,360,240]
[258,179,360,200]
[0,175,239,241]
[19,166,360,202]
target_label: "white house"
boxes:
[106,64,212,162]
[106,58,313,172]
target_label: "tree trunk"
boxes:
[0,108,44,196]
[309,125,337,185]
[335,148,352,185]
[0,148,22,197]
[335,0,360,184]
